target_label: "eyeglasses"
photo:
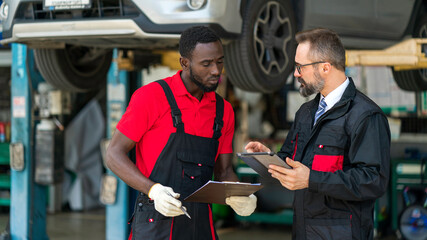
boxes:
[295,61,326,74]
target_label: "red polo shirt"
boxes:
[116,70,235,177]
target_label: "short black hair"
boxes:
[179,26,221,59]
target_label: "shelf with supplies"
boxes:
[390,157,427,231]
[0,142,10,206]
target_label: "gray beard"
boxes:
[298,70,325,97]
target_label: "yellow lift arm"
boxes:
[117,39,427,72]
[346,38,427,71]
[116,50,181,71]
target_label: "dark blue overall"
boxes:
[131,80,224,240]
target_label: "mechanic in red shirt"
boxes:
[106,26,257,240]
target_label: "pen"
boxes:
[167,192,191,219]
[179,205,191,219]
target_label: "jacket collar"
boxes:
[312,77,356,109]
[309,77,357,127]
[339,77,357,104]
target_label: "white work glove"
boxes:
[148,183,185,217]
[225,194,257,216]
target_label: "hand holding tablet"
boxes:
[237,152,292,179]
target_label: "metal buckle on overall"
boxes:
[214,119,223,132]
[171,109,182,128]
[173,115,182,127]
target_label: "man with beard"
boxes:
[246,28,390,240]
[106,26,257,240]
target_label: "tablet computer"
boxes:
[237,152,292,179]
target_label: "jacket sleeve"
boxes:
[277,115,298,160]
[308,111,391,201]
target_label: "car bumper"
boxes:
[1,0,242,47]
[1,19,180,48]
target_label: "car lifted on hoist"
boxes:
[1,0,427,92]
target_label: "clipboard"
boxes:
[237,152,292,179]
[184,180,263,205]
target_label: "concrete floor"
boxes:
[0,208,398,240]
[0,208,292,240]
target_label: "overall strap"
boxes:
[213,93,224,139]
[157,80,184,133]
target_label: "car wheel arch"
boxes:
[226,0,297,93]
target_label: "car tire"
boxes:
[392,15,427,91]
[398,204,427,240]
[225,0,296,93]
[33,45,113,92]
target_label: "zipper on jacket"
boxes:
[292,133,298,160]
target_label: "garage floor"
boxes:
[0,209,292,240]
[0,208,398,240]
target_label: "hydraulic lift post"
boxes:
[10,43,48,239]
[105,49,132,240]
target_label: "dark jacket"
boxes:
[278,78,390,240]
